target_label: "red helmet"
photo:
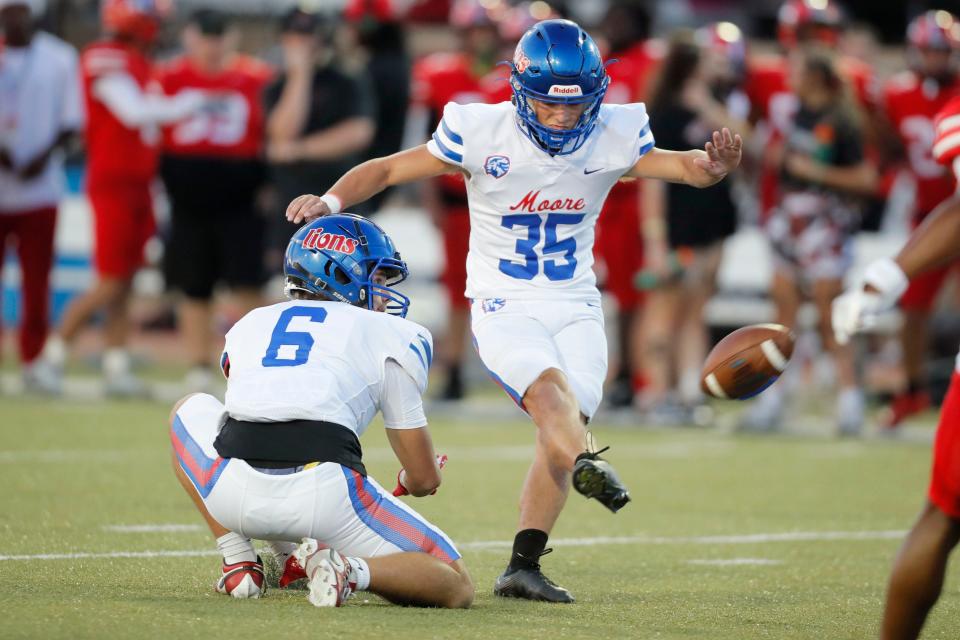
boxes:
[101,0,172,44]
[696,21,747,67]
[343,0,397,23]
[449,0,494,30]
[777,0,844,49]
[908,10,960,51]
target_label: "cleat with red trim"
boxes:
[215,556,266,599]
[881,391,930,430]
[296,540,354,607]
[278,554,308,589]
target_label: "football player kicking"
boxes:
[287,19,741,603]
[170,214,473,608]
[832,97,960,639]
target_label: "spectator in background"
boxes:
[410,0,500,401]
[156,9,272,393]
[33,0,204,396]
[264,6,375,270]
[343,0,410,214]
[594,0,661,409]
[877,11,960,429]
[742,47,877,435]
[0,0,82,391]
[638,27,750,423]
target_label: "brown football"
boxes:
[701,323,796,400]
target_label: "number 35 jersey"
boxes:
[426,101,655,301]
[221,300,432,436]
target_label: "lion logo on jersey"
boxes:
[484,155,511,179]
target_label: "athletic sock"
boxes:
[345,556,370,591]
[216,532,257,565]
[506,529,548,572]
[43,336,66,367]
[268,541,298,564]
[103,348,131,378]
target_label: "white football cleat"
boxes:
[296,539,353,607]
[22,359,63,396]
[215,557,266,599]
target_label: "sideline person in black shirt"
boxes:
[638,28,751,423]
[264,7,375,269]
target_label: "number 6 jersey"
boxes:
[426,101,655,301]
[220,300,432,436]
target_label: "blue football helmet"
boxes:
[508,19,609,156]
[284,214,410,317]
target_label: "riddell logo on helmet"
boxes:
[302,229,358,254]
[548,85,583,96]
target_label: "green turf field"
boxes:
[1,395,957,639]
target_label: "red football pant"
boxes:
[88,180,155,279]
[0,207,57,364]
[929,370,960,519]
[440,206,470,311]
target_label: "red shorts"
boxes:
[88,180,155,279]
[594,185,643,310]
[929,370,960,519]
[440,205,470,310]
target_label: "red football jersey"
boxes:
[933,95,960,167]
[412,52,488,195]
[81,40,158,184]
[884,71,960,215]
[156,54,272,159]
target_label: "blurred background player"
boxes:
[593,0,661,409]
[156,9,273,393]
[170,214,473,609]
[638,25,750,423]
[743,47,877,435]
[877,10,960,429]
[409,0,501,401]
[0,0,82,392]
[832,95,960,640]
[264,6,375,277]
[34,0,203,396]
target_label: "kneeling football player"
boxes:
[169,214,473,608]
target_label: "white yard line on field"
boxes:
[0,529,907,562]
[687,558,784,566]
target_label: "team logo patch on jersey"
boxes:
[484,155,511,179]
[481,298,506,313]
[302,229,359,254]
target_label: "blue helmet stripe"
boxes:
[440,118,463,146]
[431,132,463,164]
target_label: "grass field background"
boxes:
[1,394,958,639]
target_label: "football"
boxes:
[700,323,796,400]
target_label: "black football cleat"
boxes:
[572,447,631,513]
[493,551,574,603]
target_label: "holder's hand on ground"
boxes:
[286,194,331,224]
[392,454,448,497]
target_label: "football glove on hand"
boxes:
[832,258,909,345]
[392,454,448,497]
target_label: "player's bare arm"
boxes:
[625,127,743,187]
[286,145,459,223]
[386,427,443,497]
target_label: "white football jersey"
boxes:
[426,101,655,300]
[221,300,432,436]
